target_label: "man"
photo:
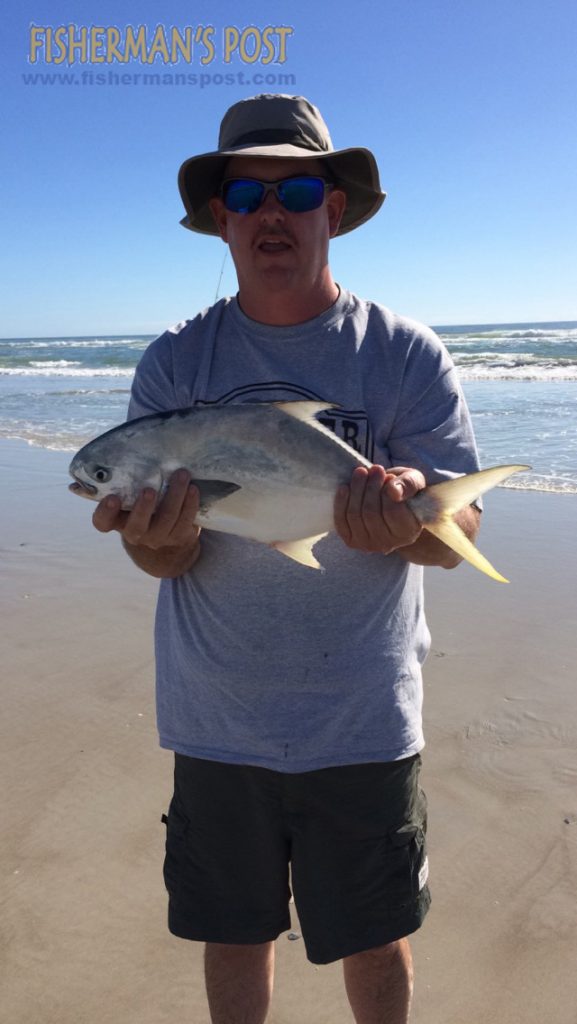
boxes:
[94,95,480,1024]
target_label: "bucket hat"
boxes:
[178,94,386,236]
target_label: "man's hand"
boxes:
[92,469,202,578]
[334,465,424,554]
[334,463,481,568]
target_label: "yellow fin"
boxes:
[425,464,531,515]
[271,533,328,570]
[424,517,509,583]
[413,464,532,582]
[273,400,337,423]
[273,400,373,468]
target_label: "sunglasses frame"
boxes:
[220,175,334,215]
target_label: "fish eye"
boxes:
[92,465,112,483]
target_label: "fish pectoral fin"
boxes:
[193,479,241,512]
[424,464,531,516]
[271,533,328,570]
[424,516,509,583]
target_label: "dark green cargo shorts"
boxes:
[162,753,430,964]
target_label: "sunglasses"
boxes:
[221,176,333,215]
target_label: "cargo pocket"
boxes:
[387,815,428,907]
[161,797,189,899]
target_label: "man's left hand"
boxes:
[334,464,425,554]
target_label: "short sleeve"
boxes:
[127,330,179,421]
[388,328,480,485]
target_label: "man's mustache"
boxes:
[252,226,295,244]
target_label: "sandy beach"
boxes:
[2,438,576,1024]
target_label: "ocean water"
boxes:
[0,321,576,493]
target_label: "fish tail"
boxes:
[424,517,510,583]
[420,464,531,515]
[411,464,531,583]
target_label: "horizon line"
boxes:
[2,316,577,341]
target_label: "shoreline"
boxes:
[2,440,577,1023]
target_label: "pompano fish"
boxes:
[69,400,530,582]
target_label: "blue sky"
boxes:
[2,0,576,336]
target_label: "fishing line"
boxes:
[214,250,228,303]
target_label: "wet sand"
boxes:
[1,439,576,1023]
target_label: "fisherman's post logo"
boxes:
[28,24,294,66]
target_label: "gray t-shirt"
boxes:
[128,288,480,771]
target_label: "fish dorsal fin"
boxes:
[271,533,328,570]
[273,401,373,468]
[273,400,338,423]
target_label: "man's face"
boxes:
[208,157,346,300]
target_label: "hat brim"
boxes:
[177,144,386,236]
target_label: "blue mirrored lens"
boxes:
[277,177,325,212]
[222,177,327,214]
[223,180,264,214]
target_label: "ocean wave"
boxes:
[0,422,116,451]
[445,341,577,354]
[48,387,131,397]
[449,340,577,350]
[0,338,150,349]
[0,430,89,452]
[29,359,81,369]
[500,476,577,495]
[504,329,577,340]
[5,360,576,382]
[453,353,577,364]
[459,370,573,382]
[0,366,135,378]
[453,351,507,361]
[456,361,577,381]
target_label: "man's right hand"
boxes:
[92,468,202,578]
